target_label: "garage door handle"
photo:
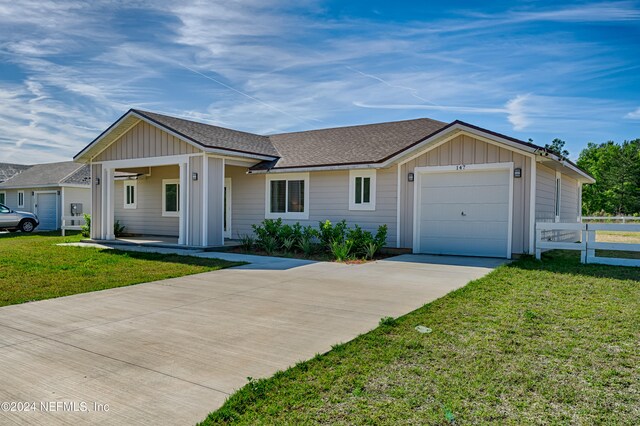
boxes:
[461,211,466,216]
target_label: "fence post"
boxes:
[580,225,587,264]
[535,228,542,260]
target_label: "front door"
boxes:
[224,178,232,239]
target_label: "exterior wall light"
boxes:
[408,172,415,182]
[514,168,522,178]
[192,172,198,181]
[95,177,100,186]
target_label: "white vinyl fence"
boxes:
[535,222,640,267]
[61,215,86,236]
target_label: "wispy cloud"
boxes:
[0,0,638,162]
[625,107,640,119]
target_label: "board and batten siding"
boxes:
[62,187,91,217]
[227,165,399,247]
[114,165,179,237]
[399,134,532,254]
[536,163,581,242]
[93,121,200,162]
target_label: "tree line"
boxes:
[543,137,640,215]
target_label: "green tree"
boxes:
[545,138,570,158]
[577,139,640,215]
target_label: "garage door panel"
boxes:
[421,203,509,222]
[420,220,509,239]
[421,185,509,204]
[37,193,57,230]
[423,171,508,187]
[420,237,506,257]
[416,167,510,258]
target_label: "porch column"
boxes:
[178,162,188,245]
[105,167,115,240]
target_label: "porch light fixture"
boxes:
[408,172,415,182]
[514,168,522,178]
[95,177,100,186]
[192,172,198,181]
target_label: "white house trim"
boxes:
[396,165,401,248]
[123,180,137,209]
[412,162,514,259]
[202,154,209,246]
[224,176,232,239]
[529,159,537,254]
[555,170,562,223]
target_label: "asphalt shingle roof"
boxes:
[0,163,31,183]
[131,110,449,169]
[134,110,279,157]
[0,162,90,188]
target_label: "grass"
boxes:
[0,231,242,307]
[597,230,640,244]
[200,250,640,425]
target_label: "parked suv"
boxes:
[0,203,39,232]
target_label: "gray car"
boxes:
[0,203,39,232]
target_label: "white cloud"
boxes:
[505,94,531,131]
[625,107,640,119]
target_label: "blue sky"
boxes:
[1,0,639,164]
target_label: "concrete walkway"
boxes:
[0,252,504,425]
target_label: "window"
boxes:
[0,192,5,205]
[265,173,309,219]
[554,171,561,222]
[162,179,180,217]
[17,191,24,208]
[124,181,137,209]
[349,170,376,211]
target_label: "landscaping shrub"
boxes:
[238,234,255,252]
[81,213,91,237]
[330,239,353,261]
[248,219,387,261]
[114,220,126,237]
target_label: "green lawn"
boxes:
[0,232,242,307]
[201,251,640,425]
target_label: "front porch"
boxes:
[91,155,228,248]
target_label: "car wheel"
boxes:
[20,220,36,233]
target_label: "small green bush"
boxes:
[81,213,91,238]
[261,235,279,255]
[114,220,126,237]
[330,239,353,261]
[238,234,255,252]
[297,237,316,258]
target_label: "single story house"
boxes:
[0,162,91,231]
[74,109,594,258]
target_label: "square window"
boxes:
[266,173,309,219]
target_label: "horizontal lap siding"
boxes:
[94,121,199,161]
[227,166,398,247]
[114,165,179,236]
[399,134,531,254]
[62,187,91,217]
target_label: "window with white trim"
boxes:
[162,179,180,217]
[349,170,376,211]
[0,192,5,205]
[124,181,137,209]
[554,171,561,222]
[17,191,24,208]
[265,173,309,220]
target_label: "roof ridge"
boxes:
[267,117,449,137]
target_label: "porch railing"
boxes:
[535,222,640,267]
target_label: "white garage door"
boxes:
[36,193,58,230]
[415,167,511,258]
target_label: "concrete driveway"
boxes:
[0,254,504,425]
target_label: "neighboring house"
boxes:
[74,109,594,258]
[0,162,91,231]
[0,163,31,185]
